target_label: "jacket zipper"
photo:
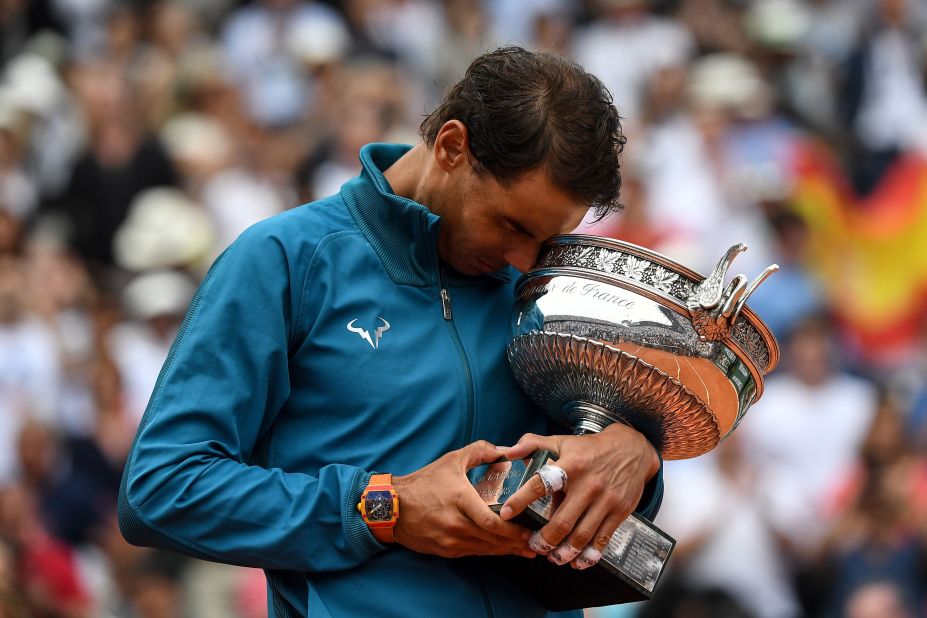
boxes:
[439,269,476,448]
[440,288,452,320]
[439,279,493,618]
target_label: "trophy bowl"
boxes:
[508,234,780,460]
[475,235,779,610]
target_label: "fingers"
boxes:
[460,440,511,468]
[525,491,593,558]
[453,496,536,558]
[529,488,620,570]
[536,464,567,494]
[459,488,531,544]
[572,545,603,570]
[426,512,535,559]
[394,440,544,560]
[571,511,623,570]
[498,471,548,521]
[542,506,622,570]
[452,532,536,558]
[528,529,557,555]
[503,433,562,460]
[458,442,535,549]
[548,540,582,566]
[546,504,603,565]
[476,532,537,559]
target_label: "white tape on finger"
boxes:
[528,531,557,555]
[571,546,602,570]
[535,464,567,496]
[549,542,582,566]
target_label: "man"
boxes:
[118,47,663,617]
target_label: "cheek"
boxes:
[483,226,513,255]
[461,206,501,249]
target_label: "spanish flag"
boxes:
[790,141,927,365]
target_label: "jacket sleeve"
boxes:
[118,225,384,572]
[635,452,664,522]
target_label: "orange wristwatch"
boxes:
[357,473,399,543]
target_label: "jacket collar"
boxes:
[341,143,512,287]
[340,143,440,287]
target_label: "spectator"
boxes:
[0,256,61,484]
[745,210,826,340]
[654,437,801,618]
[842,0,927,193]
[57,64,178,269]
[573,0,694,127]
[739,316,878,561]
[220,0,348,127]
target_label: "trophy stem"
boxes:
[563,401,629,435]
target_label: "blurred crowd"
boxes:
[1,0,926,616]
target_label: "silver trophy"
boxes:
[472,235,779,610]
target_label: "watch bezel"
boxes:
[364,490,395,522]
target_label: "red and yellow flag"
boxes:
[790,142,927,365]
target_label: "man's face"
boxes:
[435,164,588,276]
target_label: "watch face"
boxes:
[365,490,394,522]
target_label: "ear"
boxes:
[432,120,470,173]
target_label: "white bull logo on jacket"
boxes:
[346,318,390,349]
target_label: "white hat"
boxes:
[745,0,811,51]
[287,17,351,65]
[687,53,771,118]
[160,113,232,169]
[2,53,64,117]
[113,187,216,271]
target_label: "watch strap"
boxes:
[369,473,391,487]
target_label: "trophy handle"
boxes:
[691,243,747,310]
[687,244,778,341]
[719,274,748,318]
[729,264,779,323]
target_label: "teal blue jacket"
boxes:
[118,143,663,617]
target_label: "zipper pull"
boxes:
[440,288,452,320]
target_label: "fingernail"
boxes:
[500,506,513,520]
[548,543,581,566]
[495,445,510,453]
[571,546,603,570]
[528,531,556,555]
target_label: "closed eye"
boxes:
[505,218,534,240]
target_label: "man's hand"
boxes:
[498,424,660,567]
[391,441,536,559]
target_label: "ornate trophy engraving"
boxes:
[471,235,779,610]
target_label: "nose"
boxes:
[503,242,540,273]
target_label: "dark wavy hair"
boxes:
[420,46,626,219]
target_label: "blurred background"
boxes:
[0,0,926,616]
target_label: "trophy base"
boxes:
[469,450,674,611]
